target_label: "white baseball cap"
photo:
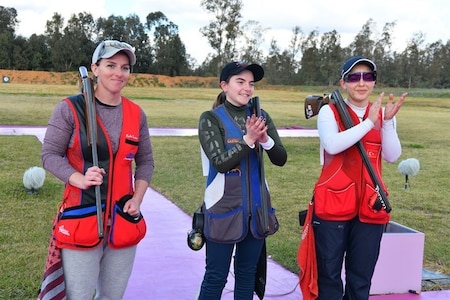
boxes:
[92,40,136,66]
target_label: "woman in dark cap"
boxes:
[197,62,287,299]
[309,56,407,299]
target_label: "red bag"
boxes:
[109,195,147,249]
[54,204,103,248]
[297,201,318,300]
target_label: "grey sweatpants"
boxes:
[61,237,137,300]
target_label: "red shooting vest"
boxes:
[53,94,146,249]
[313,103,390,224]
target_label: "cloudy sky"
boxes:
[4,0,449,63]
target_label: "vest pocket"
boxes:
[205,206,244,243]
[254,206,279,238]
[358,184,390,224]
[314,169,357,220]
[109,195,147,249]
[205,172,246,242]
[54,204,103,248]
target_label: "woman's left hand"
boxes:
[384,92,408,120]
[246,115,268,143]
[123,197,141,217]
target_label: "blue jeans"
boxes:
[198,232,264,300]
[313,215,384,300]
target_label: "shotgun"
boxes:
[251,96,268,300]
[78,66,104,238]
[330,89,392,212]
[251,96,270,234]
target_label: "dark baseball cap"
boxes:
[341,56,376,79]
[219,62,264,83]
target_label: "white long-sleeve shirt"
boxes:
[317,99,401,165]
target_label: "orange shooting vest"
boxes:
[313,103,390,224]
[53,94,146,249]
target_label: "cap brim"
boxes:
[104,49,136,66]
[246,64,264,82]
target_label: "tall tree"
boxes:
[123,14,150,73]
[264,39,293,85]
[63,12,96,70]
[0,6,18,69]
[400,33,425,88]
[239,20,268,64]
[318,30,342,85]
[146,12,188,76]
[299,30,320,85]
[200,0,243,74]
[285,26,303,84]
[45,13,66,71]
[349,18,376,58]
[422,41,445,88]
[26,34,52,70]
[11,35,28,69]
[372,21,396,86]
[96,15,127,41]
[96,14,150,73]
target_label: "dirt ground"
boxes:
[0,69,217,88]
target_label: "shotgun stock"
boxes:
[304,94,330,119]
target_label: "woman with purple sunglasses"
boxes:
[311,56,407,299]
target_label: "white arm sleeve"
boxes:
[381,116,402,162]
[317,105,401,163]
[317,105,374,155]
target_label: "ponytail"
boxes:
[213,91,226,108]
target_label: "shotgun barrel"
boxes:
[79,66,104,238]
[252,96,270,234]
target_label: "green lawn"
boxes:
[1,83,449,298]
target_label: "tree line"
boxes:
[1,1,450,88]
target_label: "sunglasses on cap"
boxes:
[344,71,376,83]
[97,40,134,58]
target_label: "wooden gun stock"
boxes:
[304,95,330,119]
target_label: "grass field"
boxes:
[1,83,449,298]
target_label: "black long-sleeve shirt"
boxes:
[198,100,287,173]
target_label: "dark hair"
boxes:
[213,91,226,108]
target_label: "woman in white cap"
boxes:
[40,40,154,299]
[197,61,287,299]
[309,56,407,299]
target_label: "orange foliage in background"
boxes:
[0,69,218,88]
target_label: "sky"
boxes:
[4,0,450,64]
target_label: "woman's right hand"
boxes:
[83,166,106,188]
[69,166,106,190]
[244,114,268,146]
[367,92,384,124]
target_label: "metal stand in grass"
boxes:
[398,158,420,189]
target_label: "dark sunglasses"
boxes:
[344,72,377,83]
